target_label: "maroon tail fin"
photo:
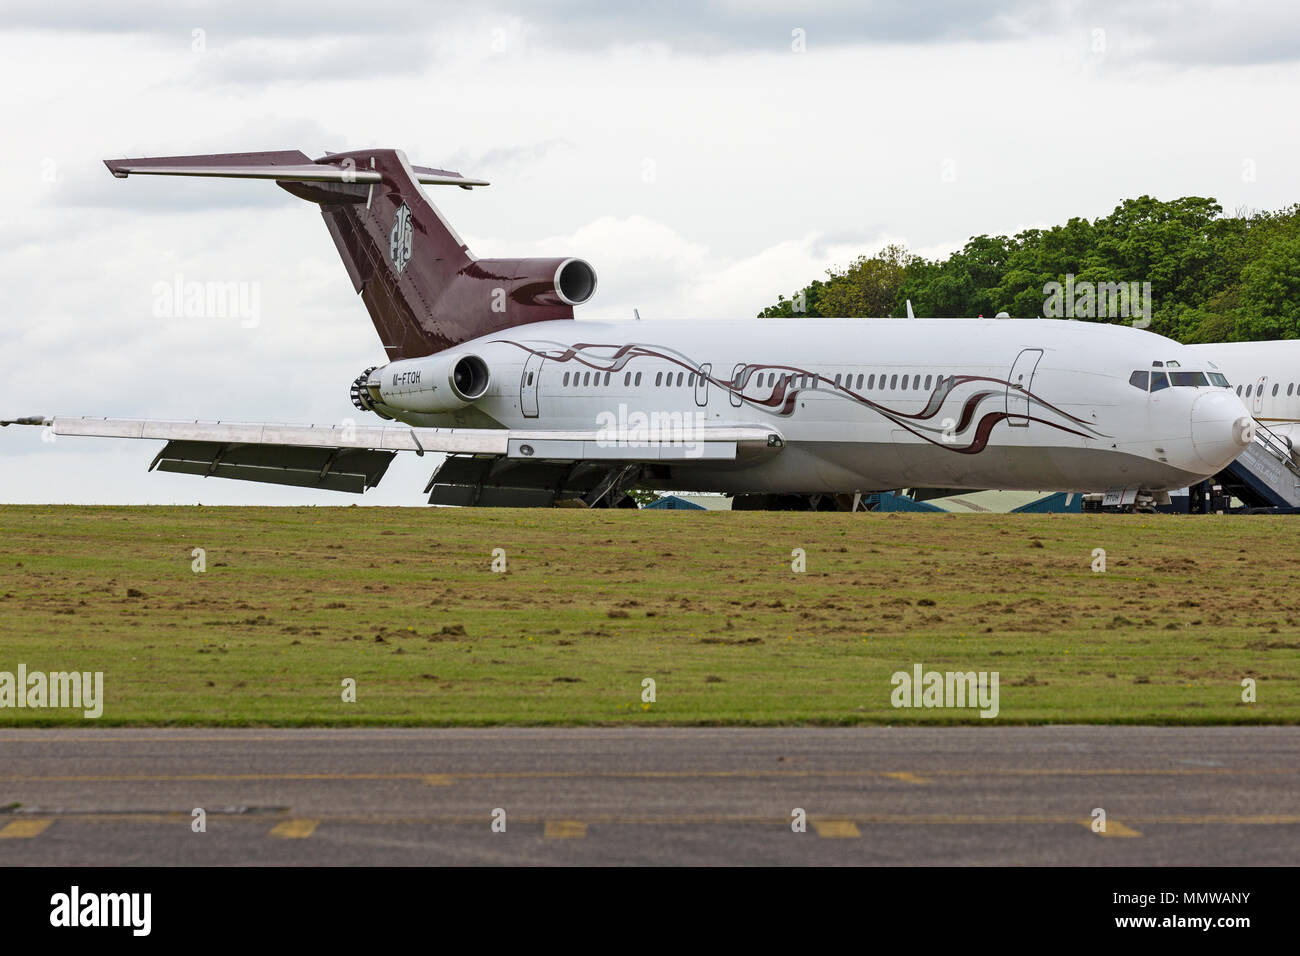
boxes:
[105,148,596,359]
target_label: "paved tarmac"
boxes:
[0,726,1296,865]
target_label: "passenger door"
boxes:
[1006,349,1043,427]
[695,363,711,407]
[729,363,746,407]
[520,352,545,418]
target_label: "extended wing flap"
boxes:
[151,441,395,494]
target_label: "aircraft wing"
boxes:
[1,416,782,498]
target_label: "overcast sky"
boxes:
[3,0,1299,505]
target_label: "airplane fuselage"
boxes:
[368,317,1252,495]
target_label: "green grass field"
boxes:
[0,505,1296,725]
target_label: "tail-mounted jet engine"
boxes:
[351,353,491,416]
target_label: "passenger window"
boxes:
[1290,384,1295,397]
[856,374,864,389]
[890,374,898,389]
[583,372,591,386]
[1246,384,1252,397]
[924,375,932,390]
[604,372,611,386]
[1128,370,1149,390]
[834,373,842,387]
[677,372,684,387]
[624,372,631,386]
[635,372,642,386]
[1150,372,1170,392]
[1237,385,1243,395]
[1273,383,1279,397]
[527,372,534,386]
[867,375,875,389]
[655,372,662,386]
[563,372,570,386]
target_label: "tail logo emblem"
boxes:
[389,203,414,275]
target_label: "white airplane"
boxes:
[1187,341,1300,446]
[0,148,1256,508]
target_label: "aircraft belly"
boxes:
[669,439,1204,494]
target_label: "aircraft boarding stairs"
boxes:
[1214,420,1300,510]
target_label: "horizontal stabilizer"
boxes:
[104,150,488,187]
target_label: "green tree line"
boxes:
[758,197,1300,342]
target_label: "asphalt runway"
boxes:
[0,726,1296,865]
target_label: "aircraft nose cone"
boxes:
[1190,391,1254,469]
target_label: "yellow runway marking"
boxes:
[812,820,861,838]
[0,819,53,838]
[1085,820,1143,838]
[422,775,454,786]
[268,819,318,839]
[882,772,930,784]
[1,812,1296,828]
[544,820,587,839]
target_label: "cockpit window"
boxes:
[1128,370,1150,390]
[1170,371,1209,387]
[1150,371,1170,392]
[1209,372,1230,387]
